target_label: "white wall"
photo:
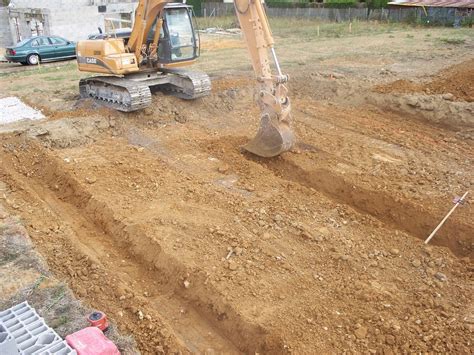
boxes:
[10,1,91,7]
[9,0,138,41]
[49,7,104,40]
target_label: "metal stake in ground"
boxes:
[424,191,469,244]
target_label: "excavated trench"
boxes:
[0,138,283,353]
[200,126,471,259]
[249,155,472,258]
[0,99,471,352]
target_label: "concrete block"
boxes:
[31,339,76,355]
[0,323,19,355]
[0,302,76,355]
[16,328,60,353]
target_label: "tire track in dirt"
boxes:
[0,137,282,353]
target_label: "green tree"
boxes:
[366,0,389,8]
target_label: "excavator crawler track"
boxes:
[160,69,212,100]
[79,76,152,112]
[79,70,211,112]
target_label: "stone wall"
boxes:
[7,8,51,43]
[0,7,13,47]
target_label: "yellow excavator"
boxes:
[76,0,294,157]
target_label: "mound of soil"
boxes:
[376,59,474,102]
[376,79,423,95]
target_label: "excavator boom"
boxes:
[76,0,294,157]
[234,0,295,157]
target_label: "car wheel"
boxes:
[27,54,40,65]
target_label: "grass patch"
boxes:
[197,16,239,30]
[8,84,31,92]
[49,315,70,328]
[44,75,69,81]
[439,37,466,45]
[0,251,18,266]
[65,84,79,91]
[198,16,410,39]
[0,222,8,233]
[31,275,46,292]
[0,62,77,79]
[273,19,408,39]
[46,285,66,311]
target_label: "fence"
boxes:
[268,7,370,21]
[201,2,470,26]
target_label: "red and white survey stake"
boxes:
[424,191,469,245]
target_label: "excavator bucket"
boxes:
[244,114,295,158]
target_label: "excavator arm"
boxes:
[127,0,169,63]
[234,0,295,157]
[125,0,295,157]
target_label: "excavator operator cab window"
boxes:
[157,7,198,63]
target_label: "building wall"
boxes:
[0,7,13,47]
[10,1,92,8]
[5,0,138,45]
[8,8,51,43]
[49,6,109,40]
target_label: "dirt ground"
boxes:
[0,202,137,352]
[0,22,473,354]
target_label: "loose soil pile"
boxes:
[375,59,474,102]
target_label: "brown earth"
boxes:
[375,58,474,102]
[0,202,137,353]
[1,24,473,354]
[1,73,473,353]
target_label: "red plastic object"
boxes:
[87,311,109,332]
[66,327,120,355]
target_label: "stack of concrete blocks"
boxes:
[0,301,77,355]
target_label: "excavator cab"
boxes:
[77,3,200,74]
[155,4,199,64]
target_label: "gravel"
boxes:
[0,97,44,124]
